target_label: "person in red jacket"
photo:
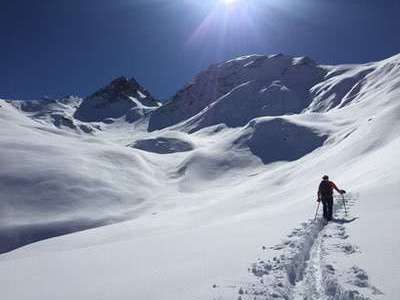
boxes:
[317,175,345,221]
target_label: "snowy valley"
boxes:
[1,53,399,300]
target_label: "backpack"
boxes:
[319,180,333,198]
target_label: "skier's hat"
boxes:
[322,175,329,180]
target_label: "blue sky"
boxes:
[1,0,399,100]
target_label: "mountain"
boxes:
[8,96,99,133]
[7,76,161,134]
[74,76,160,123]
[148,54,325,131]
[0,53,400,300]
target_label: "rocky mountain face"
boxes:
[74,76,160,123]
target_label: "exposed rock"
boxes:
[131,137,193,154]
[74,76,160,123]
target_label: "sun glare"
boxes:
[221,0,238,6]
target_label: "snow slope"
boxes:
[0,53,400,300]
[0,101,166,253]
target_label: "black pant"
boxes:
[322,197,333,221]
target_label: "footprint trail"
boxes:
[215,193,383,300]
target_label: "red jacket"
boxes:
[318,180,341,200]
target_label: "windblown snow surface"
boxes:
[1,53,400,300]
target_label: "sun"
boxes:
[221,0,238,6]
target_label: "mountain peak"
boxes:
[108,76,139,90]
[74,76,159,123]
[89,76,153,102]
[148,54,324,131]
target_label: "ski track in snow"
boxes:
[214,193,384,300]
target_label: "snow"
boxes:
[235,117,328,164]
[8,96,98,134]
[0,101,163,253]
[1,53,400,300]
[148,54,324,131]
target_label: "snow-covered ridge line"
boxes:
[148,53,326,131]
[6,96,100,134]
[148,52,400,133]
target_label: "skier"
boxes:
[317,175,345,221]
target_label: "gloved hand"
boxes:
[340,189,346,194]
[317,199,321,202]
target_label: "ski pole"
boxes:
[314,201,320,221]
[342,194,347,215]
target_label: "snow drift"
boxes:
[234,117,328,164]
[0,101,163,252]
